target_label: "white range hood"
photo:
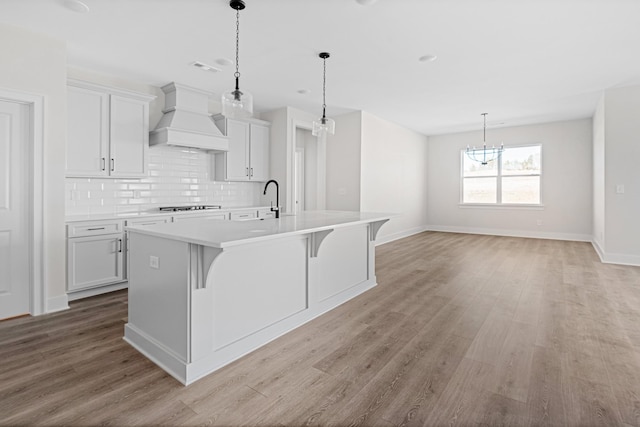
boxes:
[150,82,228,152]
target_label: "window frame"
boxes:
[460,143,543,208]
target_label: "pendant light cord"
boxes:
[482,113,487,144]
[322,56,327,119]
[234,8,240,86]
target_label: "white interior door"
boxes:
[0,100,30,319]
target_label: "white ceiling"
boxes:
[2,0,640,135]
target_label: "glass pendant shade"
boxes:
[221,85,253,119]
[312,116,335,137]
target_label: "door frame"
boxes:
[0,88,45,315]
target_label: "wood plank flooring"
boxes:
[2,231,640,426]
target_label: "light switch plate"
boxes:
[616,184,625,194]
[149,255,159,269]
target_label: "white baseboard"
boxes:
[375,225,428,246]
[591,241,640,266]
[46,294,69,314]
[67,282,128,301]
[426,224,592,242]
[591,239,605,263]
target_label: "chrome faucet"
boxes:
[263,180,280,218]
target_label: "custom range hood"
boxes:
[150,82,229,151]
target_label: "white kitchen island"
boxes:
[124,210,391,385]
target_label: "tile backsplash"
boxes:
[65,145,260,216]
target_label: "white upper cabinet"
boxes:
[66,79,155,178]
[249,123,270,182]
[66,86,109,176]
[213,115,270,182]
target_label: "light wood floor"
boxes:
[2,231,640,426]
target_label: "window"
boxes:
[462,144,541,205]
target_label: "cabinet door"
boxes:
[66,86,109,177]
[225,119,250,181]
[109,95,148,178]
[249,123,270,181]
[67,234,124,292]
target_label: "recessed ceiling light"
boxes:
[355,0,378,5]
[418,54,437,63]
[297,89,311,95]
[215,58,234,67]
[191,61,221,73]
[63,0,90,13]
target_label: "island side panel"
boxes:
[314,224,370,302]
[192,235,308,356]
[126,232,190,363]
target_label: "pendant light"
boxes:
[221,0,253,119]
[312,52,336,137]
[466,113,504,165]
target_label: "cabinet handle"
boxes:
[246,167,249,176]
[117,238,122,253]
[101,158,106,171]
[87,227,105,231]
[250,167,253,177]
[111,158,115,172]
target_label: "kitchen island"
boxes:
[124,210,391,385]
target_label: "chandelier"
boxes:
[466,113,504,165]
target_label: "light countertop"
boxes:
[126,210,393,248]
[65,206,273,223]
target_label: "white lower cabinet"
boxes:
[67,233,124,292]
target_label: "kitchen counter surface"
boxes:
[65,205,273,222]
[126,210,393,249]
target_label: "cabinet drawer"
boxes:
[257,209,276,219]
[230,211,258,221]
[173,213,228,222]
[126,217,171,227]
[67,220,124,237]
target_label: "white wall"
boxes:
[592,96,606,255]
[326,111,362,211]
[261,107,317,213]
[428,119,593,241]
[325,111,429,243]
[0,24,67,311]
[601,85,640,264]
[360,112,428,243]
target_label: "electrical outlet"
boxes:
[149,256,159,269]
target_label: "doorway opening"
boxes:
[293,126,327,213]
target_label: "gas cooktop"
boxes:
[158,205,222,212]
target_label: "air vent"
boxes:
[191,61,221,73]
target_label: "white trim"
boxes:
[590,240,640,266]
[459,203,545,210]
[47,294,70,313]
[426,224,591,242]
[67,281,128,301]
[591,239,605,263]
[0,88,46,316]
[67,78,156,103]
[375,225,428,246]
